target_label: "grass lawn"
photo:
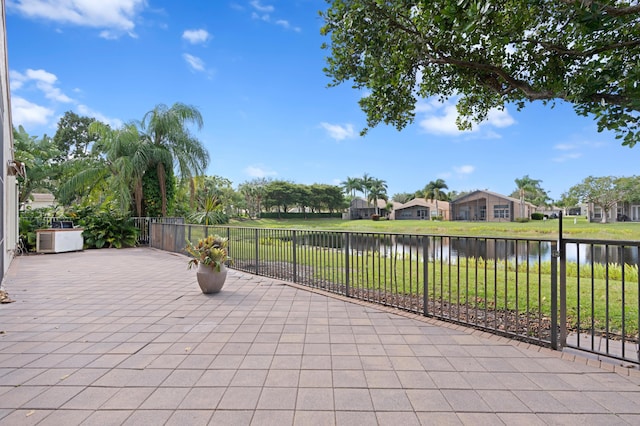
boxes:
[228,216,640,241]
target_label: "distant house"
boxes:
[394,198,450,220]
[345,197,391,220]
[450,190,535,222]
[588,201,640,222]
[24,192,56,210]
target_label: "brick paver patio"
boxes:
[1,247,639,425]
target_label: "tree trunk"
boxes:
[157,162,167,217]
[134,179,143,217]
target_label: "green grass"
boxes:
[217,232,638,336]
[182,220,640,337]
[228,216,640,241]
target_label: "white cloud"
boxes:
[245,165,277,178]
[248,0,299,31]
[251,12,270,21]
[275,19,301,32]
[418,98,515,137]
[182,29,210,45]
[76,104,123,129]
[11,68,73,103]
[320,122,356,141]
[453,165,475,175]
[11,96,55,126]
[250,0,274,13]
[183,53,205,72]
[486,108,515,128]
[11,67,122,131]
[7,0,147,38]
[419,103,464,135]
[554,143,576,151]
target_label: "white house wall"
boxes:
[1,0,17,285]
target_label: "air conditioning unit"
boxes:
[36,229,84,254]
[36,231,55,253]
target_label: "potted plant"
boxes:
[186,234,232,294]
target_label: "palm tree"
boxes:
[139,103,210,216]
[424,179,449,219]
[514,175,543,218]
[59,122,170,215]
[360,173,374,201]
[340,176,362,198]
[367,178,388,215]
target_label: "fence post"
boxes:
[292,230,298,283]
[550,239,558,350]
[423,236,429,317]
[344,232,350,298]
[558,211,567,348]
[255,228,260,276]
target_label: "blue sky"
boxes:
[6,0,639,202]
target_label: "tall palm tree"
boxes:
[340,176,362,198]
[367,178,388,215]
[59,122,170,215]
[360,172,373,201]
[424,179,449,219]
[514,175,543,218]
[139,103,210,216]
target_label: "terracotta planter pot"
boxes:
[196,263,228,294]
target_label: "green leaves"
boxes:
[321,0,640,145]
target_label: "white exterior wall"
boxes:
[1,0,17,285]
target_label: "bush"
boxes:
[77,207,138,249]
[531,213,544,220]
[18,208,53,251]
[515,218,530,223]
[371,214,380,221]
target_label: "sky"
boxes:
[6,0,639,202]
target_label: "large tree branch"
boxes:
[517,38,640,57]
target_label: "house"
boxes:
[24,192,56,210]
[394,198,450,220]
[450,190,535,222]
[345,197,391,220]
[1,2,19,287]
[588,201,640,222]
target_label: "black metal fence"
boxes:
[132,217,184,245]
[150,221,640,365]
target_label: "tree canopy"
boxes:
[321,0,640,146]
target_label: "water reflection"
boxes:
[300,233,639,266]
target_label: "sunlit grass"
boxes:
[228,216,640,241]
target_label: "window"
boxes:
[493,204,510,219]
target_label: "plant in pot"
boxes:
[186,234,232,294]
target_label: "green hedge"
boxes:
[259,212,343,219]
[531,213,544,220]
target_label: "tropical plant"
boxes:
[340,176,363,197]
[367,178,388,215]
[186,234,232,272]
[188,195,228,225]
[139,102,210,216]
[58,122,171,215]
[424,179,449,219]
[13,126,61,205]
[77,206,139,249]
[512,175,549,218]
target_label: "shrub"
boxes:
[78,207,138,249]
[531,213,544,220]
[18,207,52,251]
[515,217,530,223]
[371,214,380,221]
